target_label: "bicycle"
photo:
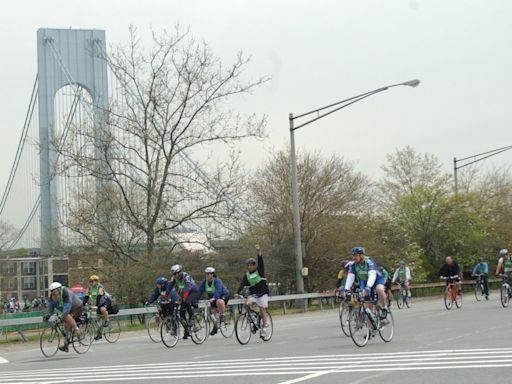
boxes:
[84,305,121,343]
[146,301,175,343]
[235,296,273,345]
[160,303,209,347]
[441,276,462,310]
[338,289,358,337]
[499,274,512,308]
[40,313,93,357]
[473,273,486,302]
[348,291,394,347]
[205,301,236,338]
[396,281,411,309]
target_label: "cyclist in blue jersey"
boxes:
[344,246,389,318]
[145,277,180,317]
[472,257,489,299]
[198,267,230,335]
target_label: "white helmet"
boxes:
[204,267,215,273]
[500,249,509,257]
[170,264,182,274]
[49,282,62,291]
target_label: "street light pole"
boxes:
[289,79,420,294]
[453,144,512,193]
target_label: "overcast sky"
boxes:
[1,0,512,189]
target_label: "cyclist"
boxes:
[496,249,512,286]
[344,246,389,319]
[335,260,352,294]
[236,244,271,337]
[43,282,83,352]
[145,277,180,318]
[439,256,461,288]
[379,265,393,305]
[197,267,230,336]
[167,264,199,339]
[82,275,112,340]
[392,260,412,298]
[472,257,489,299]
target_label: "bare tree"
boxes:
[0,220,17,251]
[53,26,267,257]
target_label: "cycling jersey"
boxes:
[198,277,230,300]
[472,262,489,275]
[146,282,179,305]
[167,272,199,298]
[46,287,82,318]
[83,283,111,307]
[392,266,412,283]
[237,254,269,297]
[438,262,460,278]
[344,256,384,291]
[498,257,512,273]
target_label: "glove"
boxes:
[42,314,50,321]
[363,287,372,296]
[162,293,169,300]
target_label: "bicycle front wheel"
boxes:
[235,313,252,345]
[455,289,463,309]
[147,315,162,343]
[104,319,121,343]
[378,311,394,342]
[161,316,180,348]
[72,323,93,354]
[191,313,209,345]
[40,325,60,358]
[219,309,235,338]
[396,290,404,309]
[339,303,350,337]
[444,288,453,310]
[474,283,483,301]
[405,292,412,308]
[349,308,370,347]
[259,312,273,342]
[501,285,510,308]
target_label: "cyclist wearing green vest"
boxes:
[392,260,412,298]
[344,246,389,319]
[168,264,199,339]
[198,267,230,335]
[472,257,489,299]
[43,282,83,352]
[82,275,112,340]
[236,244,271,337]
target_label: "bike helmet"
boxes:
[245,257,257,265]
[399,260,405,265]
[156,276,168,285]
[499,249,509,257]
[478,256,484,262]
[204,267,215,273]
[351,246,365,255]
[49,282,62,291]
[170,264,182,274]
[89,275,99,282]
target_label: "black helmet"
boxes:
[245,257,257,265]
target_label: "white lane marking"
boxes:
[192,354,213,359]
[278,371,332,384]
[0,356,8,364]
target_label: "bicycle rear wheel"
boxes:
[444,288,453,310]
[72,323,92,354]
[147,315,162,343]
[378,310,394,342]
[474,283,483,301]
[501,285,510,308]
[219,309,235,338]
[161,316,180,348]
[339,303,350,337]
[104,319,121,343]
[40,325,60,358]
[455,289,463,309]
[348,308,370,347]
[191,312,209,344]
[259,312,273,341]
[235,313,252,345]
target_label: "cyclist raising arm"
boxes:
[236,244,271,337]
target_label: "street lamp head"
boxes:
[402,79,420,87]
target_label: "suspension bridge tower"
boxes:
[37,28,108,255]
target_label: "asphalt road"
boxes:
[1,293,512,384]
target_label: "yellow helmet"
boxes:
[89,275,100,282]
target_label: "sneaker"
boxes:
[210,326,218,336]
[260,327,267,338]
[380,308,388,320]
[485,295,489,300]
[103,320,109,327]
[183,331,189,340]
[94,334,103,340]
[58,340,69,352]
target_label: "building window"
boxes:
[39,276,48,291]
[22,262,36,275]
[2,262,16,275]
[22,277,36,290]
[39,260,48,274]
[5,278,17,290]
